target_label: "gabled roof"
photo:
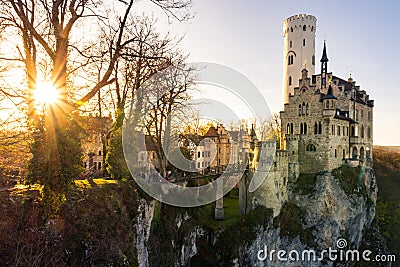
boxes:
[204,126,218,137]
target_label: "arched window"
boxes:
[304,122,308,134]
[312,55,315,65]
[303,25,307,31]
[360,147,365,161]
[300,123,304,134]
[306,144,316,152]
[287,123,291,134]
[352,147,358,160]
[303,39,306,46]
[314,122,318,134]
[289,76,292,86]
[318,122,322,134]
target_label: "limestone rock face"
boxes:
[136,167,386,267]
[237,167,380,267]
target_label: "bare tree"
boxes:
[141,61,196,176]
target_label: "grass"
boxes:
[193,196,241,230]
[74,178,119,189]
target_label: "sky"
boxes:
[135,0,400,146]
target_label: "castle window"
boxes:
[306,144,316,152]
[300,123,303,134]
[343,126,345,136]
[298,104,302,116]
[319,122,322,134]
[288,55,294,65]
[352,147,358,160]
[351,126,355,137]
[311,26,314,32]
[197,162,200,168]
[314,122,318,134]
[306,103,309,116]
[304,122,308,134]
[287,123,291,134]
[290,41,292,48]
[312,55,315,65]
[99,150,102,156]
[291,27,293,32]
[361,109,364,119]
[332,125,335,135]
[361,125,365,138]
[302,102,306,115]
[337,126,341,136]
[198,151,201,158]
[335,149,337,158]
[289,76,292,86]
[367,127,371,139]
[291,123,294,134]
[303,39,306,46]
[303,25,307,31]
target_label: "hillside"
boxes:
[374,146,400,258]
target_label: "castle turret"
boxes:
[283,14,317,104]
[322,84,336,117]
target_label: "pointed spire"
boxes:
[327,83,334,96]
[320,41,329,63]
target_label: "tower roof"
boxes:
[321,84,337,100]
[320,41,329,63]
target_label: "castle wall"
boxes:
[253,150,289,217]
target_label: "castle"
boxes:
[239,14,375,216]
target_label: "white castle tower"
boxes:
[283,14,317,103]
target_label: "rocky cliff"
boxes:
[138,165,390,267]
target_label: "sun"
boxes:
[33,81,60,106]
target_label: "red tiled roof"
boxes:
[204,126,218,137]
